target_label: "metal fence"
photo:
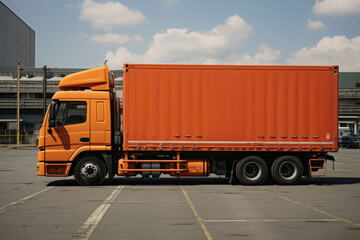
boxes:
[338,106,360,114]
[0,134,36,145]
[339,88,360,98]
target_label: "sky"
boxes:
[2,0,360,71]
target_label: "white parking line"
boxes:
[261,189,360,227]
[0,187,53,214]
[180,186,214,240]
[204,219,339,223]
[72,185,124,240]
[113,200,186,203]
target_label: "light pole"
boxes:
[43,65,50,117]
[16,61,21,148]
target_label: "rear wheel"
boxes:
[74,156,107,186]
[235,156,268,185]
[271,156,303,185]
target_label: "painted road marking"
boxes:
[261,189,360,227]
[180,186,214,240]
[204,219,339,223]
[0,187,53,214]
[72,185,124,240]
[113,200,186,203]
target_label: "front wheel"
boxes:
[271,156,303,185]
[235,156,268,185]
[74,156,107,186]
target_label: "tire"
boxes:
[235,156,268,185]
[74,156,107,186]
[271,156,303,185]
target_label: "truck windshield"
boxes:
[54,101,87,126]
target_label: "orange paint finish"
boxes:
[37,117,46,149]
[118,158,137,176]
[36,162,71,176]
[37,150,45,162]
[45,163,71,176]
[43,96,90,162]
[169,159,210,177]
[36,162,45,176]
[58,66,114,91]
[37,66,115,179]
[309,159,327,177]
[90,99,112,147]
[123,64,338,152]
[39,90,112,165]
[117,158,210,177]
[67,145,111,162]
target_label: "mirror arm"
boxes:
[48,102,57,131]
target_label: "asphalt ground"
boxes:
[0,148,359,240]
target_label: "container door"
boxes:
[45,100,89,162]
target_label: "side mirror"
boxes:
[48,102,56,128]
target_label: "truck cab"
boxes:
[37,66,117,185]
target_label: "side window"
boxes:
[55,101,87,126]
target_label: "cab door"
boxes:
[45,100,90,162]
[90,99,111,147]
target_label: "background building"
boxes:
[0,1,35,67]
[339,72,360,135]
[0,68,359,144]
[0,67,122,144]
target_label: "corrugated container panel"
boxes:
[123,64,338,152]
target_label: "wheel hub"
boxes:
[243,162,261,180]
[81,162,98,179]
[279,161,297,179]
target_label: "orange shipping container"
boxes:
[123,64,338,153]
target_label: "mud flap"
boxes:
[103,153,114,179]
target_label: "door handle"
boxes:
[80,137,90,142]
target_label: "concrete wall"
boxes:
[339,72,360,89]
[0,2,35,67]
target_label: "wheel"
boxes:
[235,156,268,185]
[271,156,303,185]
[74,156,107,186]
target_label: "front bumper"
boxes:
[36,162,71,177]
[36,162,45,176]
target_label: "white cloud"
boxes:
[105,47,143,67]
[286,35,360,71]
[91,33,131,44]
[105,15,254,68]
[202,45,280,65]
[162,0,178,7]
[231,45,281,64]
[79,0,146,30]
[313,0,360,16]
[307,19,327,30]
[135,35,144,43]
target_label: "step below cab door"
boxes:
[45,100,90,162]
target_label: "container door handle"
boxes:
[80,137,90,142]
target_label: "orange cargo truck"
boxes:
[37,64,338,185]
